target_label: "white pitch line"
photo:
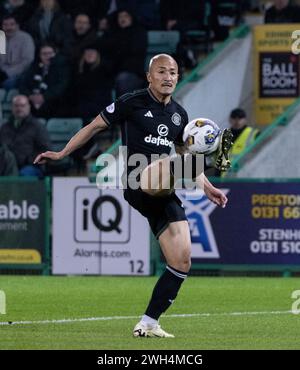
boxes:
[0,310,293,326]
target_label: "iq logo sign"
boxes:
[74,187,131,243]
[0,31,6,54]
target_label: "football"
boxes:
[182,118,221,155]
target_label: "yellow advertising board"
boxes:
[0,178,49,271]
[254,24,300,125]
[0,250,41,264]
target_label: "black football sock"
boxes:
[144,265,188,320]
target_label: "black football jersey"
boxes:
[100,88,189,187]
[100,88,188,158]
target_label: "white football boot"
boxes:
[133,322,175,338]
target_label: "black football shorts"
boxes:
[123,188,187,239]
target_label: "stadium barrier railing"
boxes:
[175,24,250,88]
[229,96,300,173]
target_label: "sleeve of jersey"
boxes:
[100,97,128,126]
[174,110,189,146]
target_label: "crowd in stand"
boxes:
[0,0,260,117]
[1,0,300,177]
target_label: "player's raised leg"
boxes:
[140,155,174,196]
[140,153,204,196]
[133,220,191,338]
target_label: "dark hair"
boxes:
[39,0,60,12]
[230,108,246,119]
[74,13,91,21]
[79,47,100,73]
[74,13,96,29]
[39,42,57,52]
[1,14,19,25]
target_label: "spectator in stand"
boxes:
[0,15,35,89]
[0,132,18,176]
[104,0,161,29]
[58,0,109,20]
[264,0,300,23]
[0,95,50,176]
[96,12,116,56]
[69,44,114,164]
[0,0,37,28]
[160,0,207,32]
[211,0,243,41]
[19,43,70,118]
[107,9,147,97]
[26,0,73,57]
[160,0,208,69]
[98,16,110,34]
[70,13,98,62]
[227,108,259,156]
[97,0,114,36]
[73,44,113,122]
[131,0,161,29]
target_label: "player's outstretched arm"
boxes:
[174,145,227,207]
[197,173,228,208]
[33,115,108,164]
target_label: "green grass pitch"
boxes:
[0,276,300,350]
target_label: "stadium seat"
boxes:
[147,31,180,54]
[216,1,242,26]
[46,118,83,173]
[0,89,6,103]
[146,31,180,67]
[2,89,19,120]
[47,118,82,140]
[37,118,47,126]
[213,1,242,41]
[0,103,3,124]
[184,1,213,54]
[185,29,213,54]
[6,89,19,102]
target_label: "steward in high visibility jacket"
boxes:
[220,108,259,177]
[229,125,259,160]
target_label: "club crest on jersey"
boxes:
[171,113,181,126]
[106,103,115,113]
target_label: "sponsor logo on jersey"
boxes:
[144,135,173,147]
[144,124,172,147]
[106,103,115,113]
[144,110,153,118]
[157,124,169,136]
[171,112,181,126]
